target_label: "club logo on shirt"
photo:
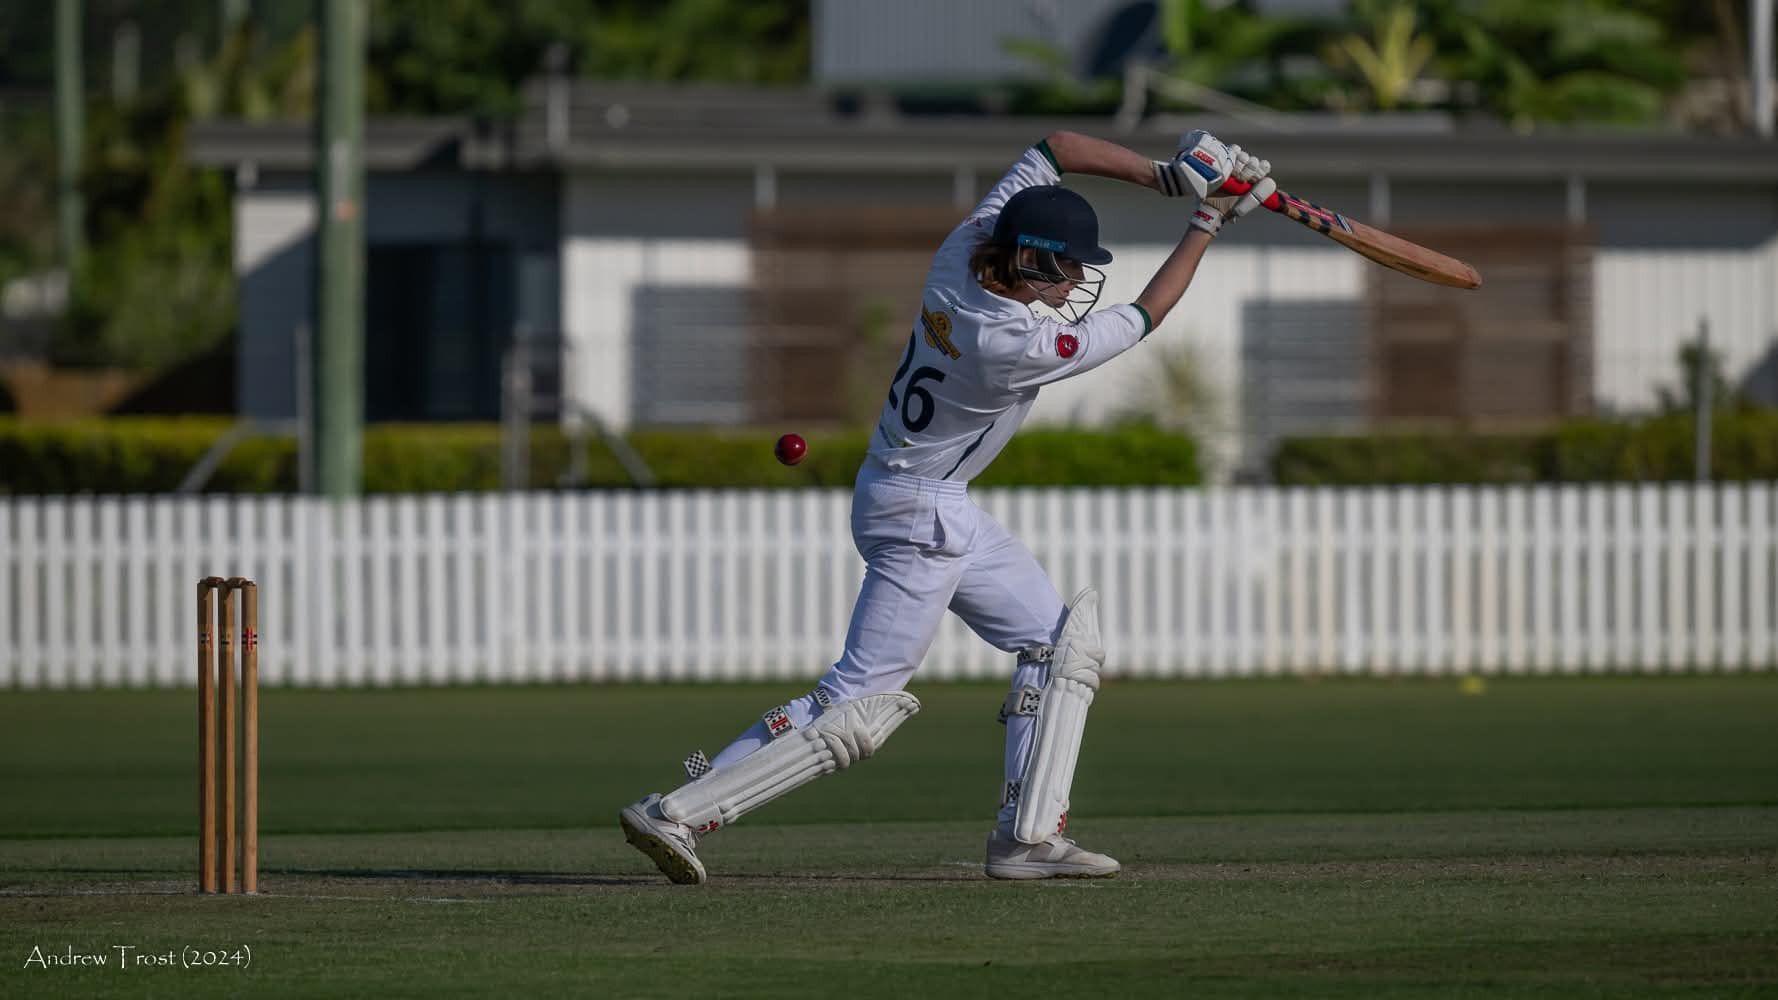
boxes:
[1056,333,1079,359]
[921,306,962,360]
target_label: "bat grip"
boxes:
[1217,177,1283,211]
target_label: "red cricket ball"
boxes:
[774,433,807,466]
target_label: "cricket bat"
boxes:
[1220,178,1482,290]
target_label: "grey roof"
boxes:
[188,80,1778,183]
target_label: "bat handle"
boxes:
[1216,177,1284,212]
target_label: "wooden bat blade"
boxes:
[1219,179,1482,289]
[1280,193,1482,289]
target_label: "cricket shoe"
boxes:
[619,793,706,885]
[984,828,1120,880]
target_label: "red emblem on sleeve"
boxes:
[1056,333,1079,359]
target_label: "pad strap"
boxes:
[763,686,835,739]
[683,750,712,781]
[762,705,795,740]
[659,692,920,834]
[996,685,1043,725]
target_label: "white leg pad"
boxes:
[1013,588,1105,844]
[658,691,919,834]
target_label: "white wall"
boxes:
[1594,238,1778,411]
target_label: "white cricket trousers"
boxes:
[710,458,1069,830]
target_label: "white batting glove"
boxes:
[1190,178,1277,235]
[1188,143,1275,236]
[1153,129,1232,199]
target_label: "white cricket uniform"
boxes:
[710,144,1155,831]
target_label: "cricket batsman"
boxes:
[620,128,1274,882]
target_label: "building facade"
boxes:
[193,84,1778,479]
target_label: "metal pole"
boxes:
[502,337,531,490]
[55,0,83,272]
[1755,0,1775,137]
[1695,317,1713,483]
[313,0,366,496]
[295,322,314,494]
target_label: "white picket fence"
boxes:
[2,485,1775,688]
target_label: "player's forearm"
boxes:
[1133,229,1214,330]
[1043,130,1160,189]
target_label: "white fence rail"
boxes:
[3,486,1775,688]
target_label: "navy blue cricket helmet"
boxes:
[988,185,1110,323]
[991,185,1114,266]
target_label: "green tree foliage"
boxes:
[2,1,810,373]
[181,20,316,121]
[0,114,58,296]
[575,0,808,84]
[1654,333,1752,416]
[1157,0,1319,97]
[365,0,588,115]
[1325,1,1438,110]
[53,14,321,370]
[1012,0,1706,127]
[1421,0,1689,126]
[366,0,809,115]
[59,147,235,369]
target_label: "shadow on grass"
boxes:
[288,867,986,885]
[280,867,648,887]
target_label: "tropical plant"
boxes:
[1422,0,1687,127]
[1159,0,1302,88]
[1655,333,1750,415]
[1325,0,1438,110]
[59,103,234,369]
[182,20,316,121]
[365,0,809,116]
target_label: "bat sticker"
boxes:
[1283,194,1353,235]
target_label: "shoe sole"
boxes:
[985,863,1120,880]
[619,807,705,885]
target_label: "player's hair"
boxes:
[969,241,1025,295]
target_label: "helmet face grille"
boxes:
[1016,249,1105,325]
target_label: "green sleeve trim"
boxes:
[1035,139,1062,174]
[1132,303,1153,337]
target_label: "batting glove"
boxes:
[1188,144,1275,236]
[1153,129,1232,199]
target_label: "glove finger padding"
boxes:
[1230,176,1277,219]
[1226,144,1271,185]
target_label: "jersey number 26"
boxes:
[887,333,946,433]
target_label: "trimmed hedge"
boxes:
[0,418,1202,494]
[1274,411,1778,485]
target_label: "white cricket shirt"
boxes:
[864,144,1153,483]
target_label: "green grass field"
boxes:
[3,676,1776,997]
